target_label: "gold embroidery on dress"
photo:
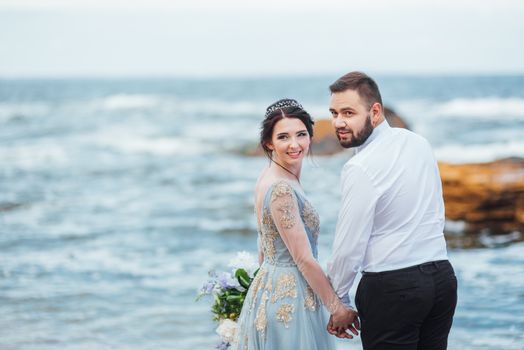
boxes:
[261,208,278,263]
[271,273,297,303]
[255,291,269,334]
[271,181,294,201]
[249,267,267,311]
[276,304,295,328]
[304,285,316,311]
[302,200,320,238]
[271,182,296,229]
[277,201,295,229]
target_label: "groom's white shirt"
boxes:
[327,120,448,307]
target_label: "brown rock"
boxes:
[311,119,343,155]
[439,158,524,234]
[384,107,410,129]
[516,196,524,225]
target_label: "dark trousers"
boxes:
[355,260,457,350]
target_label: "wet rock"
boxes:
[439,158,524,234]
[384,107,410,129]
[0,202,25,212]
[517,195,524,226]
[310,119,343,156]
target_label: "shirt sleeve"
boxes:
[269,181,342,314]
[327,163,378,307]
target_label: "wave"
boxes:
[92,93,265,117]
[434,140,524,163]
[0,95,326,122]
[90,96,524,120]
[1,247,182,281]
[0,143,69,169]
[86,126,211,155]
[101,135,209,156]
[175,99,263,117]
[449,241,524,291]
[436,97,524,118]
[96,94,161,110]
[397,97,524,120]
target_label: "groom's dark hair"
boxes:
[329,71,383,109]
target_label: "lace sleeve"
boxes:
[269,181,343,314]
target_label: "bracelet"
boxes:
[326,297,342,315]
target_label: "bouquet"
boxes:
[197,251,259,349]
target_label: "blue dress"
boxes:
[233,181,336,350]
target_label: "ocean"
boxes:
[1,75,523,349]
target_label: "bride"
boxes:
[233,99,356,349]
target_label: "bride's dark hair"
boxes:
[260,98,315,160]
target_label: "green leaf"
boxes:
[226,294,242,302]
[235,268,251,289]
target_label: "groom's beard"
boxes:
[337,114,374,148]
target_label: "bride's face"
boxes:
[267,117,310,166]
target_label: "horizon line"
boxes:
[1,71,524,80]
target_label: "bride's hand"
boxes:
[327,307,360,338]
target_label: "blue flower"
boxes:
[202,280,216,294]
[217,272,240,290]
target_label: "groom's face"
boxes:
[329,89,374,148]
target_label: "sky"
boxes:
[0,0,523,77]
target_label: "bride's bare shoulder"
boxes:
[255,178,271,201]
[255,173,282,202]
[257,178,296,202]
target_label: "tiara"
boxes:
[264,99,303,118]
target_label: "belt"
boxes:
[362,260,449,276]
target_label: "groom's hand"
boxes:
[327,307,360,339]
[327,316,353,339]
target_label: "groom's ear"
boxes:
[371,102,383,127]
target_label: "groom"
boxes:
[326,71,457,350]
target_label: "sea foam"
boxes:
[435,97,524,118]
[435,140,524,163]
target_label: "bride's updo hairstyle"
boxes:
[260,98,315,160]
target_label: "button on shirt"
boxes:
[327,120,448,306]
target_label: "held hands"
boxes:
[327,306,360,339]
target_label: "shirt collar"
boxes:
[355,119,391,153]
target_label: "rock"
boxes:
[439,158,524,234]
[384,107,410,129]
[310,119,344,155]
[0,202,25,212]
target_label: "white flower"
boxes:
[228,251,258,277]
[216,319,238,344]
